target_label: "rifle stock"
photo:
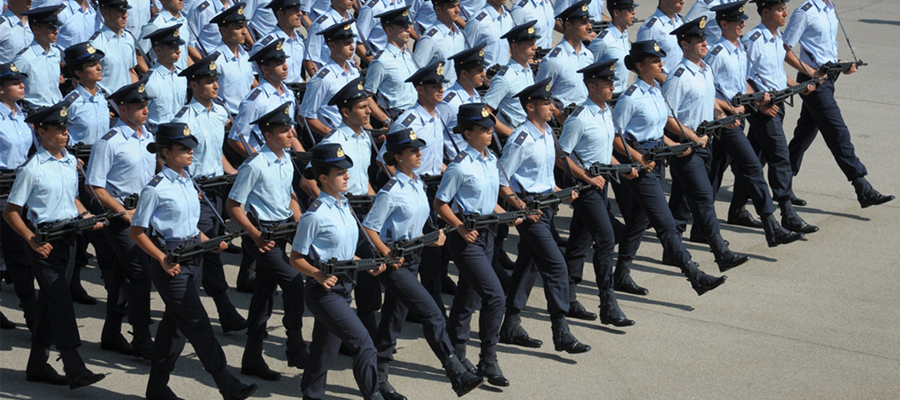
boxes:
[165,230,243,265]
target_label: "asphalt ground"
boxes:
[2,0,899,398]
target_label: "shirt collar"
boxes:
[652,8,682,25]
[161,166,188,183]
[386,42,409,56]
[189,98,213,114]
[325,58,357,75]
[317,190,346,208]
[260,78,286,96]
[560,39,589,57]
[260,145,285,164]
[757,24,782,42]
[583,98,602,115]
[716,37,741,54]
[635,78,660,94]
[811,0,829,11]
[413,103,436,122]
[114,120,143,139]
[35,146,76,165]
[485,5,503,19]
[393,170,415,187]
[448,82,478,102]
[524,119,549,140]
[101,24,123,38]
[76,84,103,100]
[463,144,492,161]
[0,102,19,119]
[2,9,27,27]
[680,59,704,75]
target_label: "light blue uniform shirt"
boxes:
[145,64,188,127]
[357,0,404,55]
[559,99,615,166]
[511,0,555,49]
[458,0,485,20]
[124,0,153,38]
[228,79,295,152]
[410,0,437,32]
[301,0,330,21]
[783,0,839,70]
[250,29,306,83]
[85,121,156,199]
[464,5,513,67]
[743,24,787,91]
[298,59,359,129]
[614,79,669,143]
[138,11,191,71]
[0,103,34,170]
[363,172,429,242]
[536,40,593,106]
[319,123,372,196]
[499,120,556,194]
[483,60,534,128]
[188,0,231,55]
[636,9,685,75]
[685,0,737,44]
[435,145,499,216]
[56,0,99,50]
[705,37,749,102]
[228,145,294,221]
[246,0,277,36]
[589,26,630,95]
[553,0,604,22]
[364,43,418,111]
[380,104,444,176]
[12,41,63,109]
[90,25,138,94]
[6,147,79,224]
[292,191,357,261]
[662,59,715,131]
[0,9,33,64]
[214,43,254,115]
[435,83,479,159]
[63,85,111,145]
[132,167,202,240]
[413,22,466,90]
[305,9,360,67]
[172,98,229,177]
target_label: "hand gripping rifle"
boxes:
[165,230,243,265]
[35,210,124,244]
[767,77,824,107]
[695,113,750,139]
[389,226,460,261]
[526,181,590,210]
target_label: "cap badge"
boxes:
[581,3,588,11]
[238,6,244,14]
[9,63,18,72]
[478,48,484,57]
[402,10,409,16]
[545,82,551,91]
[739,5,744,13]
[183,126,191,136]
[210,60,217,70]
[138,84,145,93]
[276,41,283,51]
[527,26,535,34]
[173,29,180,37]
[336,147,345,157]
[60,107,68,117]
[699,16,707,29]
[436,63,444,76]
[481,107,489,118]
[284,106,290,114]
[409,132,418,140]
[343,22,351,30]
[86,44,96,54]
[654,43,660,52]
[610,63,615,71]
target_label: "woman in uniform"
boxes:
[63,42,110,146]
[2,101,105,390]
[289,143,385,400]
[129,122,257,400]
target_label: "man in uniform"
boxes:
[300,19,361,137]
[413,0,466,89]
[464,0,513,68]
[364,7,418,127]
[588,0,638,98]
[304,0,367,71]
[357,0,406,57]
[0,0,34,64]
[210,3,256,116]
[510,0,554,50]
[188,0,233,59]
[138,0,190,70]
[537,0,595,118]
[14,5,64,110]
[484,22,538,138]
[144,25,188,129]
[438,44,488,160]
[56,0,99,50]
[90,0,140,93]
[636,0,686,78]
[686,0,739,43]
[250,0,306,86]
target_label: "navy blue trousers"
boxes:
[197,191,230,299]
[505,207,569,317]
[741,107,794,204]
[564,186,616,303]
[25,232,80,349]
[715,125,778,217]
[447,230,504,347]
[104,217,152,329]
[667,146,723,241]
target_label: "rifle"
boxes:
[389,226,459,261]
[586,162,645,184]
[695,113,749,139]
[549,101,579,136]
[767,78,823,107]
[590,20,611,34]
[527,182,589,210]
[123,193,139,210]
[69,142,92,161]
[534,47,551,61]
[317,256,398,280]
[285,82,308,105]
[34,210,123,244]
[462,209,539,234]
[165,230,243,265]
[485,64,504,80]
[818,60,866,76]
[643,142,703,163]
[421,173,443,187]
[194,174,236,198]
[345,194,376,214]
[259,220,298,242]
[288,150,312,165]
[730,91,768,112]
[0,171,15,200]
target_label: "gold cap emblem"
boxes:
[610,63,615,71]
[60,107,67,117]
[357,81,364,90]
[9,63,18,72]
[527,26,534,34]
[478,48,484,57]
[86,44,96,54]
[545,82,551,91]
[581,3,588,11]
[237,6,244,14]
[173,29,179,37]
[654,43,660,52]
[739,5,744,13]
[209,60,217,70]
[402,10,408,16]
[138,84,145,93]
[481,107,489,118]
[276,41,283,51]
[183,126,191,136]
[699,16,706,29]
[284,106,290,114]
[409,132,418,140]
[336,147,345,157]
[436,63,444,76]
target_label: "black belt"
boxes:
[157,235,201,251]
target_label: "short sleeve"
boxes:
[6,166,34,208]
[361,189,392,233]
[85,139,115,189]
[227,161,261,204]
[783,7,809,47]
[131,185,159,229]
[558,116,583,155]
[482,75,508,109]
[363,59,386,93]
[291,211,320,255]
[435,161,463,204]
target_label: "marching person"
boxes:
[85,80,158,359]
[612,40,727,296]
[290,143,386,400]
[497,83,591,354]
[300,19,362,137]
[510,0,554,50]
[138,0,191,71]
[173,55,248,333]
[56,0,100,50]
[63,42,111,146]
[484,22,538,138]
[588,0,638,97]
[536,0,594,114]
[438,45,487,161]
[14,5,65,110]
[210,2,256,117]
[636,0,686,78]
[250,0,307,86]
[435,103,513,388]
[464,0,513,67]
[558,61,636,326]
[144,25,189,129]
[0,0,35,64]
[3,102,106,390]
[366,128,488,399]
[130,123,258,400]
[226,103,306,381]
[412,0,466,89]
[364,7,418,127]
[304,0,367,71]
[784,0,894,208]
[90,0,140,94]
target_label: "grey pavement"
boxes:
[2,0,900,398]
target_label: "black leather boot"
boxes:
[214,367,258,400]
[285,328,309,369]
[779,202,819,234]
[60,348,105,390]
[377,361,407,400]
[550,314,590,354]
[146,368,183,400]
[680,261,727,296]
[453,342,476,374]
[709,234,750,273]
[476,345,508,387]
[761,214,803,247]
[443,355,486,397]
[852,177,895,208]
[498,312,542,348]
[26,344,67,385]
[240,339,280,381]
[598,289,634,327]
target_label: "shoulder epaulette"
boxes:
[90,31,101,40]
[259,35,275,47]
[383,178,398,191]
[710,45,723,56]
[144,69,154,78]
[598,30,609,39]
[452,151,467,163]
[426,28,438,37]
[749,31,761,42]
[307,199,322,212]
[196,1,210,11]
[801,2,812,11]
[315,68,330,79]
[644,18,657,28]
[443,91,457,102]
[475,12,487,21]
[148,174,163,187]
[148,13,160,23]
[549,47,562,58]
[704,0,713,4]
[65,91,80,103]
[401,113,416,127]
[101,130,117,141]
[513,131,528,145]
[624,84,637,96]
[673,67,685,77]
[517,0,527,7]
[0,17,7,26]
[497,66,509,76]
[245,152,260,162]
[372,50,384,60]
[15,47,28,57]
[367,0,378,6]
[247,88,261,101]
[175,105,189,118]
[315,15,328,24]
[570,106,584,118]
